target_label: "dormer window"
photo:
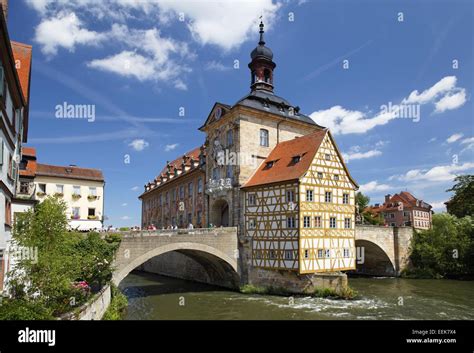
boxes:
[265,161,274,169]
[325,154,331,161]
[291,155,301,164]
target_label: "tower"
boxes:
[248,21,276,92]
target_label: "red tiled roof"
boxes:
[158,146,202,177]
[19,146,37,177]
[367,191,432,213]
[36,163,104,182]
[22,146,36,157]
[11,41,32,102]
[243,130,327,188]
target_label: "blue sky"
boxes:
[7,0,473,227]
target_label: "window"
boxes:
[88,208,96,217]
[265,161,274,169]
[187,213,192,224]
[5,200,11,226]
[73,185,81,196]
[287,216,296,228]
[306,189,313,202]
[179,185,184,199]
[226,165,233,179]
[19,181,29,194]
[317,172,323,179]
[269,250,276,259]
[249,218,256,229]
[284,250,293,260]
[330,217,337,229]
[0,140,3,166]
[165,192,169,204]
[226,129,233,147]
[286,190,295,203]
[390,213,395,219]
[260,129,269,147]
[344,218,351,229]
[343,193,349,204]
[343,248,350,258]
[304,250,309,259]
[325,191,332,203]
[334,174,339,181]
[56,184,64,194]
[317,249,324,258]
[179,214,184,227]
[315,216,322,228]
[197,178,203,193]
[212,167,219,180]
[159,195,162,206]
[72,207,80,219]
[197,211,202,224]
[248,194,256,206]
[325,153,331,161]
[188,182,193,197]
[303,216,311,228]
[404,211,410,217]
[89,187,97,196]
[291,155,301,164]
[325,249,331,258]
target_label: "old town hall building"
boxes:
[140,22,358,275]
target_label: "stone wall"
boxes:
[60,285,111,320]
[248,267,348,294]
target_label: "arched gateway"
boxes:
[112,227,240,288]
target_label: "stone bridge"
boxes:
[112,227,240,288]
[354,225,413,276]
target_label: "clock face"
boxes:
[215,107,222,120]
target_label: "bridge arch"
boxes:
[355,239,396,276]
[113,241,240,288]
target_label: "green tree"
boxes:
[355,191,370,212]
[446,175,474,218]
[406,213,474,278]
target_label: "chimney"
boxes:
[384,194,391,203]
[0,0,7,22]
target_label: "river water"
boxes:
[119,271,474,320]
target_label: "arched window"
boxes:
[260,129,269,147]
[264,69,271,83]
[251,71,256,84]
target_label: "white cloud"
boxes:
[121,203,128,207]
[434,89,467,113]
[461,137,474,145]
[130,186,140,191]
[88,51,155,81]
[430,201,447,212]
[392,162,474,183]
[343,149,382,161]
[128,139,149,151]
[359,181,392,193]
[165,143,179,152]
[35,12,105,55]
[310,76,467,134]
[204,60,231,71]
[446,133,463,144]
[154,0,281,50]
[121,216,131,220]
[403,76,457,105]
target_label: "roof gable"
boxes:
[199,102,231,131]
[243,130,327,188]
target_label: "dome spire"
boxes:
[249,19,276,93]
[259,21,265,45]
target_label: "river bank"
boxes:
[118,271,474,320]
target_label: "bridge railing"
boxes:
[106,227,238,238]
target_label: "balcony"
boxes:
[15,181,36,200]
[205,178,233,197]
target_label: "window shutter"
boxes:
[0,65,4,97]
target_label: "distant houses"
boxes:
[365,191,433,229]
[13,147,105,231]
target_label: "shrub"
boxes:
[102,284,128,320]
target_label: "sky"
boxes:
[6,0,474,227]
